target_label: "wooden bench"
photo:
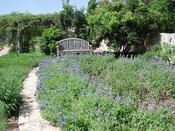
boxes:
[57,38,92,56]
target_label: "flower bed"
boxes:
[37,55,175,130]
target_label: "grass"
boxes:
[0,53,45,130]
[0,101,7,130]
[37,55,175,130]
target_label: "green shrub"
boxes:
[79,55,115,77]
[0,80,21,115]
[40,26,63,55]
[29,37,42,52]
[143,44,162,58]
[131,110,175,130]
[144,43,175,63]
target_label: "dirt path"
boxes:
[18,68,61,131]
[0,46,10,56]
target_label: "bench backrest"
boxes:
[58,38,91,51]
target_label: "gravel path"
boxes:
[18,68,61,131]
[0,46,10,56]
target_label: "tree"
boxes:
[74,8,88,39]
[59,0,75,37]
[148,0,175,32]
[40,26,63,55]
[0,12,60,53]
[87,0,97,14]
[59,0,88,39]
[87,0,158,54]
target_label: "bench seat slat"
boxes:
[57,38,92,56]
[62,49,92,52]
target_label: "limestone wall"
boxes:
[150,33,175,46]
[160,33,175,46]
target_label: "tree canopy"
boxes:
[0,0,174,55]
[86,0,175,54]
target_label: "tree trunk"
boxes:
[144,33,150,50]
[16,28,21,54]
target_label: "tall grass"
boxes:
[0,101,7,130]
[0,53,45,130]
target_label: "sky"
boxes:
[0,0,88,15]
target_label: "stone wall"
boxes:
[160,33,175,46]
[149,33,175,46]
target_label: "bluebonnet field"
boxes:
[37,54,175,130]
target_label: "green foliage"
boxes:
[149,0,175,32]
[0,42,5,48]
[59,0,75,36]
[87,0,158,52]
[0,12,60,53]
[79,55,115,76]
[0,1,88,55]
[0,80,21,115]
[161,43,175,62]
[80,55,175,99]
[130,110,175,130]
[59,1,88,39]
[0,0,174,55]
[29,37,42,52]
[0,53,45,129]
[143,44,162,58]
[40,27,63,55]
[38,55,175,130]
[74,9,89,39]
[0,101,7,131]
[87,0,97,15]
[144,43,175,63]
